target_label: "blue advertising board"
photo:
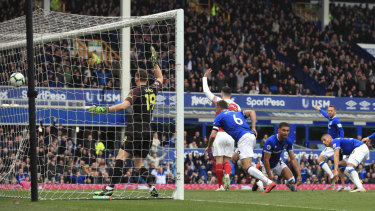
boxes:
[2,87,375,125]
[2,87,375,111]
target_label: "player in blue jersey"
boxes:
[205,100,276,193]
[315,105,344,188]
[321,134,370,192]
[262,122,302,191]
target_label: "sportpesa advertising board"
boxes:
[1,87,375,111]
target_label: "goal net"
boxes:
[0,9,184,200]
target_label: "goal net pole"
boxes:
[26,0,38,202]
[174,9,184,200]
[120,0,131,153]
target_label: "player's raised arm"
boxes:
[202,68,220,104]
[315,105,329,119]
[151,46,163,84]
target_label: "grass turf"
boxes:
[0,190,374,211]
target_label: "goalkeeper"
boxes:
[89,47,162,197]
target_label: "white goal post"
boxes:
[0,9,184,200]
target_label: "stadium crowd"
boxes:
[1,0,375,189]
[0,0,374,97]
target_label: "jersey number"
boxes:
[145,93,156,111]
[233,114,243,125]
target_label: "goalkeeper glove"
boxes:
[88,105,109,115]
[151,46,158,67]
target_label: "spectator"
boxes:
[146,151,167,168]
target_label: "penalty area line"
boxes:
[187,199,345,211]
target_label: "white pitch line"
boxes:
[188,199,345,211]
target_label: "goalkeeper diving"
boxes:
[89,46,162,197]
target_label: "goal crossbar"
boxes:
[0,9,180,51]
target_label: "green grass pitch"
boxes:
[0,190,374,211]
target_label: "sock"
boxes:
[286,177,295,185]
[109,159,124,189]
[224,161,231,176]
[256,180,264,191]
[344,166,363,189]
[216,163,223,187]
[140,166,155,187]
[319,161,334,179]
[247,166,272,185]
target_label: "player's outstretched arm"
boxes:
[88,105,109,115]
[363,132,375,144]
[288,151,302,185]
[151,46,163,83]
[88,100,131,115]
[315,105,329,119]
[202,68,219,104]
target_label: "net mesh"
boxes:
[0,9,178,200]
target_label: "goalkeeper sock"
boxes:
[109,159,124,188]
[216,163,223,187]
[224,161,231,176]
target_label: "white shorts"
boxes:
[212,132,235,157]
[346,144,370,167]
[320,147,334,159]
[236,133,256,160]
[261,160,288,176]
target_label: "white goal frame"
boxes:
[0,9,184,200]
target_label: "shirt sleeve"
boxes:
[369,132,375,139]
[125,88,140,105]
[263,139,274,154]
[319,109,330,119]
[332,139,341,151]
[286,139,293,151]
[334,119,344,138]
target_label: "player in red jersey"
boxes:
[202,69,251,191]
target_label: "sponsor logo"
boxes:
[191,96,213,106]
[169,95,176,106]
[0,91,8,99]
[246,97,285,107]
[345,100,357,110]
[359,101,370,110]
[155,94,166,106]
[302,99,330,109]
[24,90,67,100]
